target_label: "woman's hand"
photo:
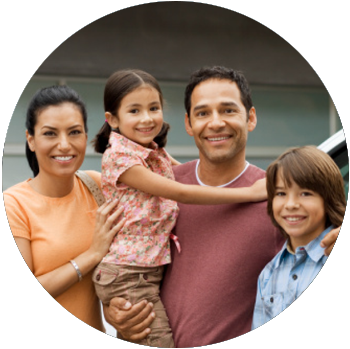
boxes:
[25,200,126,298]
[249,178,267,202]
[88,200,126,263]
[103,297,155,342]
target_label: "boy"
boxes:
[251,146,345,330]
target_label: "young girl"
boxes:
[92,69,266,347]
[251,146,346,330]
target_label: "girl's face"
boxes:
[26,102,87,179]
[108,85,163,148]
[272,169,326,251]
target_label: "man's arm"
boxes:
[103,298,155,342]
[321,226,341,256]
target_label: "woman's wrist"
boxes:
[83,248,103,269]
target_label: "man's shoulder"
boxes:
[246,163,266,178]
[173,160,198,183]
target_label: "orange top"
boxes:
[3,171,104,331]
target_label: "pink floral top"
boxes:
[101,132,179,267]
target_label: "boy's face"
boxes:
[273,169,326,252]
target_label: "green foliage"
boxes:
[1,277,325,349]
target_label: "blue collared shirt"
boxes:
[251,226,332,330]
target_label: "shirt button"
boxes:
[96,273,101,281]
[292,274,298,280]
[270,297,274,303]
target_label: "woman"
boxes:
[4,85,125,331]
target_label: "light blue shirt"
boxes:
[251,226,332,330]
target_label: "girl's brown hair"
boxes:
[266,146,346,239]
[92,69,170,153]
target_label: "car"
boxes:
[318,129,349,200]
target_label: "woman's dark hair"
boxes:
[92,69,170,154]
[25,85,88,177]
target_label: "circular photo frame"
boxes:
[2,2,349,348]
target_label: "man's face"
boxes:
[185,78,256,165]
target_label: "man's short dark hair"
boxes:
[184,66,253,118]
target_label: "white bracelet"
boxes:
[70,260,83,282]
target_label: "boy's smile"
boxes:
[273,169,326,252]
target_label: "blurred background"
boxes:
[2,2,342,189]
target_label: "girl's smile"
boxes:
[107,85,163,148]
[273,169,326,251]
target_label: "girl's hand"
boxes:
[321,226,341,256]
[88,200,126,262]
[249,178,267,202]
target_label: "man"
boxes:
[103,66,339,346]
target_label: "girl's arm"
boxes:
[16,200,126,299]
[119,165,266,204]
[165,151,181,166]
[320,226,341,256]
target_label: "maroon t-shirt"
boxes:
[160,160,284,347]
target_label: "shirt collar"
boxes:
[109,131,158,158]
[275,225,333,267]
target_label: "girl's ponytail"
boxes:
[154,121,170,148]
[92,122,112,154]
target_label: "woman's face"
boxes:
[26,102,87,179]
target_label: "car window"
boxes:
[331,144,349,201]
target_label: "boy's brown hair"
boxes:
[266,146,346,239]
